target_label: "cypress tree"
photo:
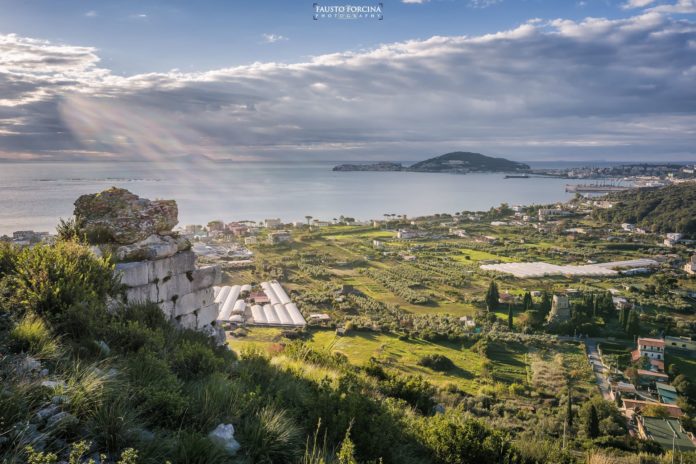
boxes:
[540,291,552,319]
[508,304,513,330]
[485,280,500,312]
[626,310,640,338]
[585,404,600,439]
[522,292,533,311]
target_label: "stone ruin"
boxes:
[74,187,223,340]
[547,294,571,324]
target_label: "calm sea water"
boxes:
[0,161,588,235]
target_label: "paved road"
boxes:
[584,339,613,400]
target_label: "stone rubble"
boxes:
[75,188,223,338]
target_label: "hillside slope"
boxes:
[593,183,696,234]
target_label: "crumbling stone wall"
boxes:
[74,187,222,336]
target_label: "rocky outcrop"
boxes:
[75,187,178,244]
[76,188,222,338]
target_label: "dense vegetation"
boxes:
[0,240,615,464]
[593,183,696,234]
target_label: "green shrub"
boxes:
[379,375,435,415]
[0,242,18,277]
[170,340,227,381]
[417,354,454,372]
[170,432,229,464]
[239,406,303,463]
[10,242,118,338]
[183,373,243,431]
[126,351,185,428]
[87,395,142,454]
[107,320,165,353]
[420,412,516,464]
[9,313,60,359]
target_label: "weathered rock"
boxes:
[115,261,150,287]
[177,313,197,330]
[41,380,66,389]
[125,283,159,305]
[115,234,190,262]
[190,266,222,292]
[196,304,219,329]
[173,288,215,317]
[20,356,41,374]
[74,187,178,245]
[35,405,60,422]
[45,411,78,431]
[149,251,196,283]
[208,424,241,455]
[157,273,193,302]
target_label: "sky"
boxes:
[0,0,695,163]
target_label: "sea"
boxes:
[0,160,597,235]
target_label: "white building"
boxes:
[265,218,283,228]
[637,338,665,361]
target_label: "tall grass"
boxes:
[183,373,243,431]
[238,406,303,463]
[9,313,60,360]
[86,395,142,453]
[60,361,116,419]
[170,432,229,464]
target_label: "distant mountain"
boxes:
[409,152,530,172]
[333,152,529,173]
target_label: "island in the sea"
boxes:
[333,151,530,173]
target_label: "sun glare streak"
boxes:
[58,94,225,193]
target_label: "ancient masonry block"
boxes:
[77,188,223,340]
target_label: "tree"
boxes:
[584,404,600,439]
[507,305,513,330]
[305,215,313,225]
[540,291,552,319]
[522,292,533,311]
[566,386,573,428]
[626,310,640,338]
[485,281,500,312]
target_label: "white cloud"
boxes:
[622,0,656,9]
[647,0,696,13]
[402,0,429,4]
[469,0,502,8]
[0,13,695,161]
[261,33,289,44]
[85,10,98,18]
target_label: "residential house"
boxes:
[637,338,665,361]
[665,336,696,354]
[635,416,696,452]
[265,218,283,228]
[656,384,679,405]
[267,230,292,245]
